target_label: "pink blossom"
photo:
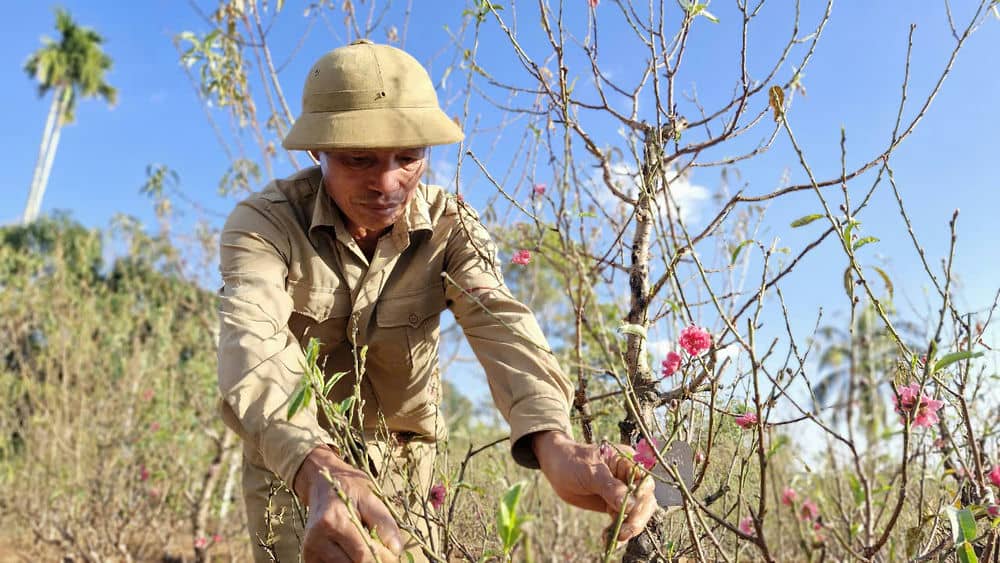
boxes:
[142,389,154,401]
[599,442,614,464]
[988,505,1000,518]
[533,183,546,195]
[660,351,682,377]
[511,249,532,265]
[149,422,160,432]
[678,325,712,356]
[194,537,207,549]
[813,521,825,542]
[139,465,150,482]
[989,465,1000,488]
[212,534,222,544]
[781,487,798,506]
[634,437,658,470]
[588,0,599,7]
[893,383,944,428]
[429,483,447,510]
[694,450,705,464]
[148,487,161,499]
[738,516,754,535]
[735,412,758,429]
[800,499,819,521]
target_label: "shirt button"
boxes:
[408,312,420,327]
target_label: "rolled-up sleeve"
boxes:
[443,206,573,468]
[217,200,329,488]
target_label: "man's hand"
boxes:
[293,446,403,562]
[531,431,656,542]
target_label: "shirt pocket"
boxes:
[373,287,446,420]
[374,286,446,368]
[286,280,353,360]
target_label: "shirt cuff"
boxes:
[260,419,332,489]
[508,396,573,469]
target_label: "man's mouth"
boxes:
[361,201,403,216]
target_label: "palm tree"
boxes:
[22,8,116,225]
[812,301,922,444]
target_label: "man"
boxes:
[217,39,655,562]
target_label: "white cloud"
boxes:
[647,337,677,360]
[591,162,710,224]
[426,157,456,187]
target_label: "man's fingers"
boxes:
[589,459,634,514]
[332,499,400,563]
[305,495,397,563]
[605,446,641,483]
[618,474,657,541]
[303,536,353,563]
[358,490,404,555]
[598,445,658,541]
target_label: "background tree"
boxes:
[22,8,116,225]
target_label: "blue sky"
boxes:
[1,2,997,410]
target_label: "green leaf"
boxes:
[950,507,979,563]
[766,435,788,460]
[287,380,308,418]
[848,474,865,506]
[699,8,719,22]
[334,396,356,416]
[933,351,984,373]
[853,236,879,251]
[305,337,320,368]
[957,508,977,542]
[730,240,754,265]
[843,265,854,301]
[958,542,979,563]
[790,213,824,228]
[842,219,860,248]
[323,370,348,396]
[946,506,980,563]
[497,481,527,553]
[276,0,284,12]
[871,266,894,299]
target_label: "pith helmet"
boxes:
[282,39,464,150]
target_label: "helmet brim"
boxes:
[282,106,464,150]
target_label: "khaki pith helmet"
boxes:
[282,39,464,150]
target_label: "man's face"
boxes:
[314,147,427,240]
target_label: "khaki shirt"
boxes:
[217,166,573,488]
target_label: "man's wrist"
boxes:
[530,430,572,468]
[292,444,343,503]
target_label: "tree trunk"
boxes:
[621,126,669,563]
[23,89,61,225]
[30,90,68,224]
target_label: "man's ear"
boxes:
[311,150,326,172]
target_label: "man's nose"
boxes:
[367,167,399,195]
